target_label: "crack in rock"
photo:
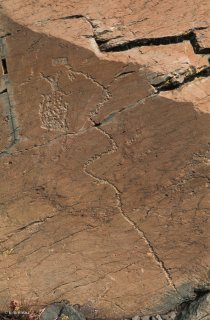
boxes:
[149,66,210,92]
[55,15,210,91]
[94,28,210,53]
[0,37,18,157]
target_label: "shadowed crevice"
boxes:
[96,27,209,53]
[0,38,19,157]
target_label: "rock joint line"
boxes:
[55,15,210,91]
[0,37,18,157]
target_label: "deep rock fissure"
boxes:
[0,38,18,157]
[58,15,209,54]
[0,88,7,94]
[93,93,157,127]
[92,26,210,91]
[1,57,8,74]
[154,66,210,92]
[56,15,210,91]
[95,27,209,53]
[59,15,84,20]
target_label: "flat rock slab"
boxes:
[1,0,210,52]
[0,2,209,319]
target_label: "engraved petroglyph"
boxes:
[40,72,60,92]
[39,72,69,131]
[52,57,68,66]
[39,92,68,131]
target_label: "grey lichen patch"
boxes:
[176,292,210,320]
[39,92,68,131]
[40,301,86,320]
[0,37,19,157]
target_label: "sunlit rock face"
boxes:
[0,1,209,318]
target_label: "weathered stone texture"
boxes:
[0,1,209,319]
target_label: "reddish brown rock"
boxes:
[195,28,210,53]
[1,0,210,51]
[0,1,209,319]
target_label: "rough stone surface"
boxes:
[194,29,210,53]
[0,0,209,319]
[1,0,210,52]
[40,301,86,320]
[176,293,210,320]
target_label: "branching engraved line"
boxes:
[83,117,178,293]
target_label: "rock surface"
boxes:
[40,301,86,320]
[176,292,210,320]
[0,0,209,319]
